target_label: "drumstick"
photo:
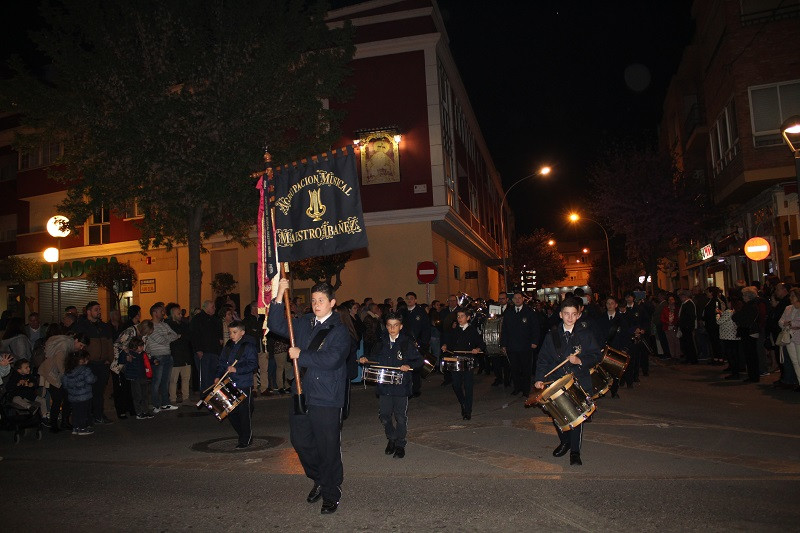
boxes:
[201,359,238,394]
[450,350,484,354]
[543,348,581,378]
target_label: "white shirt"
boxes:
[515,306,522,313]
[407,306,416,312]
[460,323,469,330]
[389,334,399,343]
[315,311,333,326]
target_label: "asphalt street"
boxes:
[2,358,799,532]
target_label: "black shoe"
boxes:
[393,446,405,458]
[307,484,322,503]
[385,440,395,455]
[234,442,251,450]
[570,452,582,465]
[463,412,471,420]
[510,389,521,396]
[553,442,570,457]
[118,413,128,420]
[321,500,338,514]
[626,383,633,389]
[491,379,502,387]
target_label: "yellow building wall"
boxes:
[432,233,490,300]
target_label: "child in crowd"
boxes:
[6,359,38,412]
[120,336,154,419]
[60,350,96,435]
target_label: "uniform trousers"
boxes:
[508,349,533,395]
[493,355,511,385]
[451,370,473,414]
[228,386,254,446]
[379,395,409,447]
[290,404,343,503]
[553,419,584,453]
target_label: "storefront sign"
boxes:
[139,278,156,293]
[700,243,714,260]
[40,256,119,280]
[744,237,770,261]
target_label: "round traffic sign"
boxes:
[744,237,770,261]
[417,261,438,284]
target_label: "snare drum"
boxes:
[588,365,612,399]
[600,345,630,379]
[482,317,503,356]
[363,366,405,385]
[440,356,474,372]
[534,373,595,431]
[196,376,247,421]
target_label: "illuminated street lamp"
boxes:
[47,215,70,318]
[568,212,613,296]
[500,166,552,292]
[547,239,556,246]
[781,115,800,212]
[43,247,58,322]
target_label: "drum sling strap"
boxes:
[298,327,333,378]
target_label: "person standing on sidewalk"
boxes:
[166,303,193,404]
[145,302,179,412]
[74,301,115,424]
[190,300,223,394]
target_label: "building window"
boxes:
[748,79,800,147]
[123,201,144,219]
[19,143,62,171]
[0,214,16,243]
[438,58,456,206]
[710,99,740,173]
[88,207,110,245]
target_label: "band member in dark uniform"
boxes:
[401,291,431,398]
[359,311,422,458]
[492,292,511,387]
[214,320,259,449]
[535,297,602,466]
[441,307,486,420]
[500,292,540,398]
[267,279,350,515]
[597,296,632,398]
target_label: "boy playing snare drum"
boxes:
[358,311,422,459]
[534,297,602,466]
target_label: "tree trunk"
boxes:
[188,206,204,311]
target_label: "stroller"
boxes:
[0,383,43,443]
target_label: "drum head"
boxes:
[540,373,574,401]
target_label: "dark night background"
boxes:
[3,0,695,243]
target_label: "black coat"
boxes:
[443,323,486,354]
[596,312,632,352]
[166,318,194,367]
[535,321,602,393]
[401,305,431,347]
[500,306,540,351]
[190,311,223,354]
[371,331,422,396]
[678,299,697,330]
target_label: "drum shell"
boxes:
[363,367,405,385]
[200,376,247,421]
[482,317,503,356]
[588,365,612,399]
[537,373,595,431]
[600,346,630,379]
[440,356,474,372]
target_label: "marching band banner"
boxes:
[271,145,368,262]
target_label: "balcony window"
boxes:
[710,99,740,173]
[19,143,63,171]
[749,79,800,147]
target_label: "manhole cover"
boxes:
[191,436,285,454]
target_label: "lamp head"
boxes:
[568,213,580,222]
[43,247,59,263]
[46,215,70,238]
[539,166,551,176]
[781,115,800,154]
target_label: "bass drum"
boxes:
[482,316,503,356]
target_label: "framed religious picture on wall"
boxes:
[360,131,400,185]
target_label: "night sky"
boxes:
[4,0,695,244]
[435,0,694,241]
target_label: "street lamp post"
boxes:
[781,115,800,214]
[569,212,613,297]
[46,215,70,319]
[43,247,59,323]
[500,166,551,293]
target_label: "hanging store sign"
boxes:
[700,244,714,260]
[744,237,771,261]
